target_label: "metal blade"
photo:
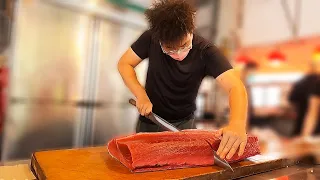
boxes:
[152,113,180,132]
[213,150,234,172]
[128,98,180,132]
[205,140,234,172]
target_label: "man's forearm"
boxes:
[301,108,318,136]
[228,83,248,128]
[118,63,148,99]
[302,115,317,136]
[302,96,319,136]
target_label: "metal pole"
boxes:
[280,0,302,38]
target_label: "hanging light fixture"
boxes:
[267,50,286,66]
[313,45,320,63]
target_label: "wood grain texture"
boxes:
[30,146,298,180]
[0,164,36,180]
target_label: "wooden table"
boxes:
[30,146,298,180]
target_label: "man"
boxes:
[118,0,248,160]
[289,63,320,137]
[301,77,320,137]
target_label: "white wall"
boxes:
[47,0,148,28]
[242,0,320,46]
[195,2,214,28]
[215,0,237,45]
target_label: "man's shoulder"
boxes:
[192,34,218,52]
[311,76,320,96]
[192,34,221,60]
[299,74,318,85]
[315,76,320,86]
[144,29,152,36]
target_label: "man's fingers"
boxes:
[143,106,148,116]
[226,139,241,159]
[144,105,150,116]
[146,106,152,115]
[215,128,223,137]
[217,133,229,156]
[138,104,153,116]
[220,136,237,159]
[238,141,247,156]
[137,103,141,113]
[139,104,145,116]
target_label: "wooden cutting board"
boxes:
[30,146,298,180]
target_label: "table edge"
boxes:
[30,152,47,180]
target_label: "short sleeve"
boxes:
[311,79,320,96]
[204,45,233,78]
[289,80,304,103]
[131,30,152,60]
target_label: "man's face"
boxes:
[160,33,193,61]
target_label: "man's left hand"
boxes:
[215,124,247,160]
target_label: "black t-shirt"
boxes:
[289,74,320,135]
[131,30,232,122]
[310,77,320,134]
[311,77,320,96]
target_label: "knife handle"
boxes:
[130,98,152,117]
[129,98,153,119]
[129,98,136,106]
[129,98,152,120]
[128,98,180,132]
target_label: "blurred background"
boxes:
[0,0,319,162]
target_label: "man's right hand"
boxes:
[117,47,153,116]
[136,95,153,116]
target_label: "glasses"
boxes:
[160,42,192,55]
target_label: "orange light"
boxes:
[313,45,320,62]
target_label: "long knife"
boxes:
[128,99,180,132]
[129,98,234,171]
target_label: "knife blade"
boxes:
[128,99,180,132]
[205,140,234,172]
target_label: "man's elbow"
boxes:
[117,59,123,73]
[117,57,127,74]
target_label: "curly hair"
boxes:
[145,0,196,47]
